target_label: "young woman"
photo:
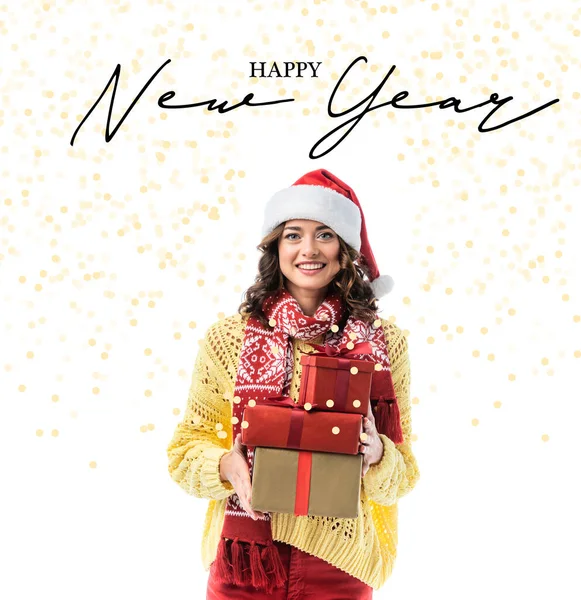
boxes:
[167,169,420,599]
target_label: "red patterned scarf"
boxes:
[212,288,403,593]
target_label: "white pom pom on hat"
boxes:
[261,168,394,298]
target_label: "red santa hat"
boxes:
[261,168,395,298]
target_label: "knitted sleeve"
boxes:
[166,320,236,501]
[362,321,420,506]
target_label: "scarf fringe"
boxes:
[213,537,287,592]
[231,537,246,586]
[261,540,287,588]
[213,536,233,584]
[375,400,404,444]
[249,541,269,589]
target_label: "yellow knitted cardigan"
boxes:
[166,312,420,590]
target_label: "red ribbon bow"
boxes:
[304,340,373,357]
[253,396,320,453]
[258,396,320,411]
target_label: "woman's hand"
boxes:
[359,402,384,477]
[219,433,265,520]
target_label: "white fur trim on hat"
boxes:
[261,184,362,251]
[370,274,395,298]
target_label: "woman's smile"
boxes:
[296,261,327,275]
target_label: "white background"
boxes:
[1,1,580,598]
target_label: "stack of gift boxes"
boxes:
[241,349,375,519]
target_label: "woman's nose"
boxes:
[300,237,320,256]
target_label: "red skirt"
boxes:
[206,541,373,599]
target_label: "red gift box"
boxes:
[241,404,362,455]
[299,353,374,416]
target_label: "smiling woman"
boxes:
[278,221,342,316]
[167,169,420,599]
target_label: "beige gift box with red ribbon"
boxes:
[251,447,362,519]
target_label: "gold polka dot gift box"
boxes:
[298,350,376,417]
[241,399,362,455]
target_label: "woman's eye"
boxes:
[284,232,333,240]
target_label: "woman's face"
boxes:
[277,219,341,294]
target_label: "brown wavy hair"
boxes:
[238,222,380,328]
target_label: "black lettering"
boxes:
[250,62,266,78]
[70,59,172,146]
[268,62,282,78]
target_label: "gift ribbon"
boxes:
[294,451,312,516]
[334,358,351,412]
[287,409,304,449]
[257,396,321,411]
[255,396,320,450]
[252,397,313,516]
[303,340,373,359]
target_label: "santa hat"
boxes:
[261,168,395,298]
